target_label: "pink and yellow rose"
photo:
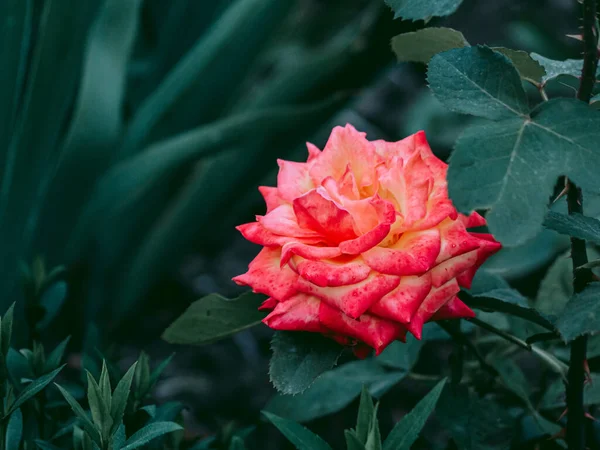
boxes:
[234,125,500,357]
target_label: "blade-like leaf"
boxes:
[447,99,600,245]
[385,0,463,20]
[345,430,366,450]
[134,351,150,399]
[55,383,100,444]
[356,387,375,444]
[112,424,126,450]
[110,362,137,434]
[365,403,381,450]
[149,353,174,388]
[556,283,600,342]
[1,303,15,356]
[262,412,332,450]
[120,422,182,450]
[162,292,267,345]
[44,336,71,373]
[391,27,468,63]
[269,331,343,395]
[98,362,112,413]
[86,371,112,440]
[5,408,23,450]
[428,46,529,120]
[5,366,64,417]
[383,379,447,450]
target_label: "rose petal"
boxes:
[339,198,397,254]
[306,142,321,162]
[430,249,478,288]
[291,255,371,287]
[406,278,460,339]
[258,186,285,213]
[436,218,481,263]
[233,247,298,301]
[259,297,279,311]
[432,296,475,321]
[263,294,325,333]
[297,272,400,318]
[363,229,441,276]
[276,159,314,202]
[293,189,358,243]
[280,241,342,266]
[319,302,406,355]
[236,222,321,247]
[258,204,321,239]
[369,274,432,324]
[455,233,502,288]
[460,211,487,228]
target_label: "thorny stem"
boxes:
[566,0,598,446]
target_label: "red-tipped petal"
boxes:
[430,249,479,287]
[258,204,321,239]
[319,302,406,355]
[431,297,475,321]
[369,274,432,324]
[280,242,342,266]
[436,218,481,263]
[291,256,371,287]
[233,248,298,301]
[406,279,460,339]
[258,297,279,311]
[460,211,487,228]
[293,189,358,243]
[297,272,400,319]
[363,229,441,276]
[263,294,325,333]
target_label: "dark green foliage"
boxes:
[269,332,344,395]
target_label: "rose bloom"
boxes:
[233,125,500,357]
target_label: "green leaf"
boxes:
[383,379,446,450]
[118,0,292,157]
[544,212,600,245]
[6,408,22,450]
[261,412,332,450]
[149,353,174,388]
[120,422,183,450]
[98,362,112,413]
[490,359,533,409]
[365,403,382,450]
[269,332,343,395]
[134,352,151,398]
[436,385,515,449]
[265,360,406,423]
[345,430,366,450]
[375,335,422,371]
[55,383,101,444]
[112,424,126,450]
[228,436,246,450]
[556,283,600,342]
[535,251,572,316]
[1,303,14,356]
[385,0,463,20]
[428,46,529,120]
[391,28,467,63]
[44,336,71,372]
[35,441,63,450]
[162,292,267,345]
[529,53,600,85]
[86,371,112,440]
[492,47,546,84]
[5,365,64,417]
[110,362,137,434]
[356,387,375,444]
[448,99,600,246]
[37,281,68,330]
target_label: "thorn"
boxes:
[552,182,569,204]
[586,412,598,422]
[558,407,568,422]
[548,427,566,441]
[584,359,592,385]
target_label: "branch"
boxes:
[577,0,599,102]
